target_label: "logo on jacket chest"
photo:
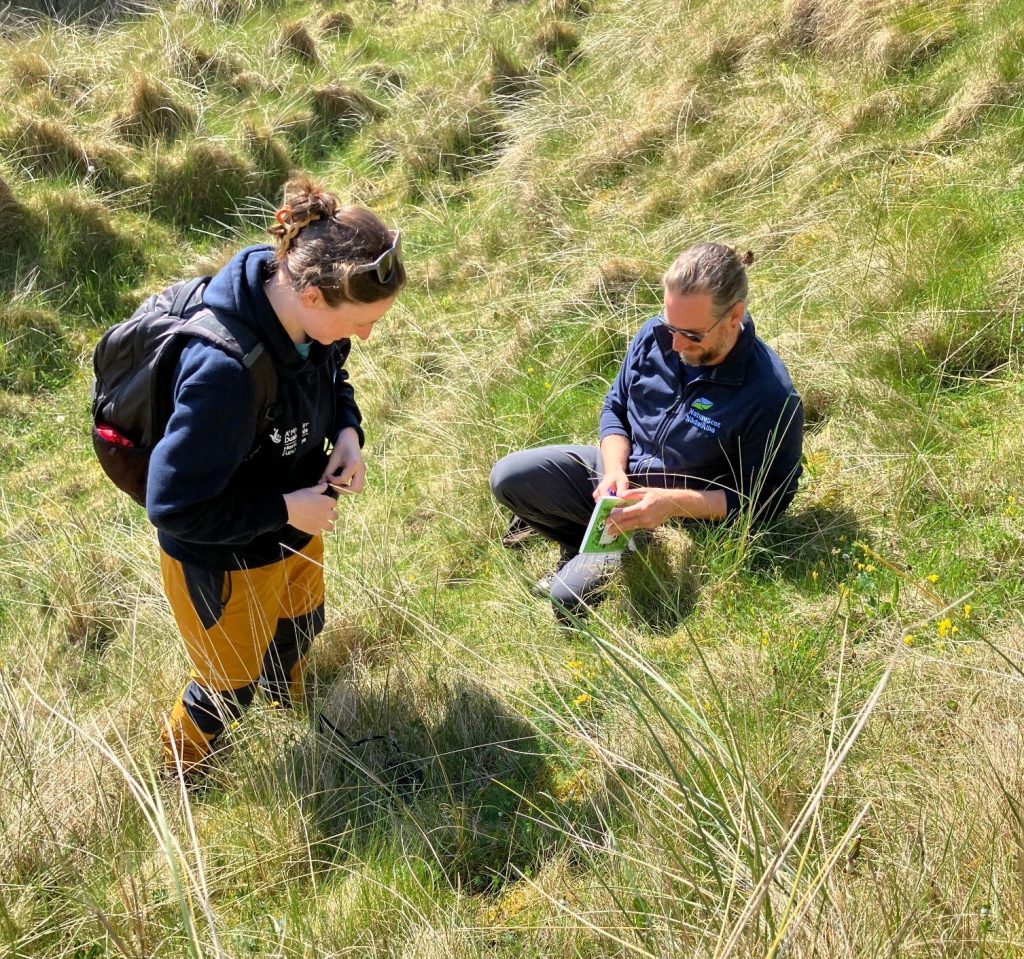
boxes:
[269,422,311,456]
[683,398,721,435]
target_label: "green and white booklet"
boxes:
[580,496,634,554]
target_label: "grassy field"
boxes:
[1,0,1023,955]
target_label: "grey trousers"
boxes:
[490,445,622,622]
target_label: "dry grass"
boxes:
[276,20,319,63]
[533,20,582,68]
[115,75,197,143]
[151,141,257,226]
[317,10,354,37]
[310,83,381,131]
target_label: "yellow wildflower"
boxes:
[544,382,552,390]
[574,693,591,706]
[865,564,876,573]
[811,570,818,581]
[963,604,972,618]
[927,573,939,584]
[938,618,952,638]
[527,367,535,374]
[902,635,914,646]
[566,659,584,671]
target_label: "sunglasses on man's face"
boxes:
[660,300,739,343]
[348,230,402,285]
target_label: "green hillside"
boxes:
[1,0,1023,954]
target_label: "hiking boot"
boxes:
[502,516,538,549]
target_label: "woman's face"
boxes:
[297,287,398,344]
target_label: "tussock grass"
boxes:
[388,89,508,186]
[0,304,72,393]
[310,83,381,132]
[151,141,257,226]
[316,10,354,38]
[115,75,197,142]
[2,0,1024,955]
[175,43,244,87]
[532,20,582,69]
[276,19,319,63]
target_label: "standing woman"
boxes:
[147,175,405,779]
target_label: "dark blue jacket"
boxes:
[147,245,363,569]
[599,315,803,522]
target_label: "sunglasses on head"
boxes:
[348,229,402,285]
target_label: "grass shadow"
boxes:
[287,666,564,893]
[747,503,866,588]
[620,529,701,634]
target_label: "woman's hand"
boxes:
[284,484,338,535]
[321,427,366,494]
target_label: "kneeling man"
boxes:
[490,242,803,622]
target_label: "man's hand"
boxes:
[321,427,366,494]
[284,483,337,535]
[606,487,729,533]
[606,488,677,534]
[593,468,630,502]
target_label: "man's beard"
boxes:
[680,343,722,367]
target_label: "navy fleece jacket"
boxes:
[599,315,803,522]
[147,245,363,569]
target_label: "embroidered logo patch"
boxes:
[691,397,714,411]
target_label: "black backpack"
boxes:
[91,276,277,506]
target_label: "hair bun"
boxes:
[739,249,755,267]
[268,175,341,258]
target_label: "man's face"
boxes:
[662,289,744,367]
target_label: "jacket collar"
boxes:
[687,313,756,387]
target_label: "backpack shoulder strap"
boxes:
[181,310,278,429]
[169,276,212,318]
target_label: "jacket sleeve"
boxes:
[146,340,289,545]
[598,324,647,441]
[722,389,804,523]
[330,340,364,447]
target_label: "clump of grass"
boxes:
[886,308,1021,388]
[919,75,1020,151]
[178,0,250,21]
[533,20,582,68]
[0,175,33,273]
[394,91,508,184]
[151,142,256,227]
[8,50,88,101]
[243,123,294,193]
[358,62,406,95]
[310,83,381,132]
[116,75,197,143]
[864,25,954,77]
[230,70,271,96]
[486,44,538,102]
[317,10,354,37]
[276,21,319,63]
[577,119,673,187]
[702,31,750,75]
[546,0,593,17]
[0,115,90,178]
[575,256,662,309]
[0,114,133,190]
[0,303,72,393]
[30,189,146,313]
[176,43,243,87]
